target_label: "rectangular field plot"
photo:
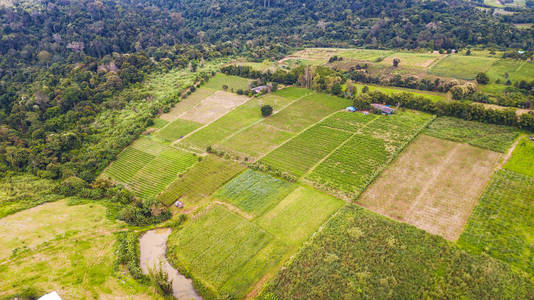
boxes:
[307,111,433,198]
[214,169,296,217]
[337,48,394,61]
[159,87,216,122]
[203,73,251,91]
[154,118,202,143]
[358,134,501,240]
[260,205,534,299]
[256,186,344,245]
[458,169,534,276]
[150,118,168,129]
[167,205,276,298]
[380,52,441,68]
[179,90,249,124]
[504,136,534,177]
[424,116,519,152]
[430,55,497,80]
[158,156,246,206]
[103,148,154,182]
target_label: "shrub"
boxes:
[261,105,273,117]
[476,72,490,84]
[148,262,174,296]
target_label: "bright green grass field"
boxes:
[430,55,497,80]
[214,169,296,216]
[338,49,394,61]
[154,118,202,143]
[380,52,440,68]
[424,116,519,153]
[355,84,446,102]
[458,169,534,276]
[203,73,250,91]
[150,118,168,128]
[504,136,534,177]
[259,205,534,299]
[167,205,278,299]
[307,111,433,198]
[271,87,311,99]
[158,155,246,206]
[256,186,344,245]
[486,59,523,83]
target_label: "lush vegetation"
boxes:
[424,116,520,152]
[157,155,246,206]
[260,205,534,299]
[504,136,534,176]
[430,55,497,80]
[154,119,202,143]
[458,169,534,276]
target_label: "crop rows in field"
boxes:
[158,156,246,206]
[129,149,197,199]
[504,136,534,177]
[424,116,519,153]
[458,169,534,276]
[154,118,202,143]
[214,169,296,216]
[307,111,434,198]
[319,111,377,132]
[130,136,173,156]
[103,148,154,182]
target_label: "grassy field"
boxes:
[203,73,251,91]
[358,134,501,240]
[159,88,216,122]
[338,48,394,61]
[424,116,519,152]
[154,118,202,143]
[213,169,296,216]
[380,52,441,68]
[307,111,434,199]
[458,169,534,276]
[158,155,246,206]
[0,174,62,218]
[504,136,534,177]
[0,200,155,299]
[260,205,534,299]
[355,84,446,102]
[150,118,168,128]
[430,55,497,80]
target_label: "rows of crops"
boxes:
[260,205,534,299]
[103,148,154,182]
[130,136,172,156]
[213,169,296,216]
[307,111,434,198]
[154,118,202,143]
[319,111,377,132]
[458,169,534,276]
[424,116,519,153]
[157,156,246,206]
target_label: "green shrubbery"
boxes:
[115,231,145,280]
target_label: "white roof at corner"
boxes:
[38,291,62,300]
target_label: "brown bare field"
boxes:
[358,134,501,241]
[179,90,249,124]
[159,87,216,122]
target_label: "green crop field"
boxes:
[167,205,278,299]
[130,136,171,156]
[338,49,394,61]
[256,186,344,245]
[424,116,520,152]
[158,155,246,206]
[486,59,523,83]
[260,205,534,299]
[307,111,433,198]
[458,169,534,276]
[430,55,497,80]
[150,118,168,128]
[380,52,441,68]
[154,118,202,143]
[203,73,251,91]
[504,136,534,177]
[214,169,296,216]
[320,110,377,131]
[104,148,154,182]
[355,84,446,102]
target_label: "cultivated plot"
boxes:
[458,169,534,276]
[381,52,441,68]
[203,73,251,91]
[358,134,501,240]
[154,118,202,143]
[179,90,249,124]
[159,88,216,122]
[430,55,497,80]
[504,136,534,177]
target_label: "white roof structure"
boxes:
[38,292,62,300]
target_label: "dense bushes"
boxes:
[115,232,145,280]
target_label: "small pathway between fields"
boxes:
[139,228,202,300]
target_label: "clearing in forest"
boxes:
[458,169,534,276]
[358,134,501,240]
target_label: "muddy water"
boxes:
[139,228,202,300]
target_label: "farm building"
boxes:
[346,106,357,112]
[251,85,271,94]
[371,103,395,115]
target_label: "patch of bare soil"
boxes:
[139,228,202,300]
[358,134,501,241]
[180,91,249,124]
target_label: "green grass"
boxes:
[486,59,523,83]
[504,136,534,177]
[260,205,534,299]
[150,118,168,128]
[271,87,312,99]
[203,73,250,91]
[167,205,276,298]
[0,174,62,219]
[214,169,296,216]
[0,199,154,299]
[158,155,246,206]
[130,136,172,156]
[380,52,440,68]
[338,49,394,61]
[154,118,202,143]
[356,84,446,102]
[256,186,344,245]
[307,111,434,198]
[430,55,497,80]
[104,148,154,182]
[458,169,534,276]
[424,116,520,153]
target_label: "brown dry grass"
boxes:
[159,88,216,122]
[179,90,249,124]
[358,134,501,241]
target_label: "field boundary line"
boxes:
[497,137,520,169]
[218,92,313,144]
[301,115,380,178]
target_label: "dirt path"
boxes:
[498,138,520,169]
[139,228,202,300]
